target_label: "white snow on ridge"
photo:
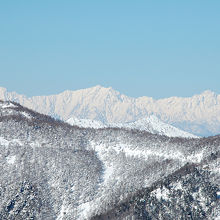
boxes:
[67,115,198,138]
[0,101,32,119]
[111,115,198,138]
[0,102,16,109]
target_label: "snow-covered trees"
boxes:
[0,101,219,219]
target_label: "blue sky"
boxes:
[0,1,219,98]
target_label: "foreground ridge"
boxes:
[0,100,219,219]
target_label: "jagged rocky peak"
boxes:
[200,89,216,96]
[193,90,217,100]
[58,85,124,106]
[84,85,126,101]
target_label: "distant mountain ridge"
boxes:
[67,115,198,138]
[0,85,220,136]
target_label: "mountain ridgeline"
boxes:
[0,86,220,136]
[66,115,198,138]
[0,100,219,219]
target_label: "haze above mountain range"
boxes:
[0,85,220,136]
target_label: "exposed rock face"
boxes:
[0,86,220,136]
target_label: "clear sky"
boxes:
[0,1,220,99]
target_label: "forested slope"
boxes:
[0,101,219,219]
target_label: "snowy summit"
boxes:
[67,115,198,138]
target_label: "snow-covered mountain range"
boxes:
[0,85,220,136]
[0,100,219,219]
[67,115,198,138]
